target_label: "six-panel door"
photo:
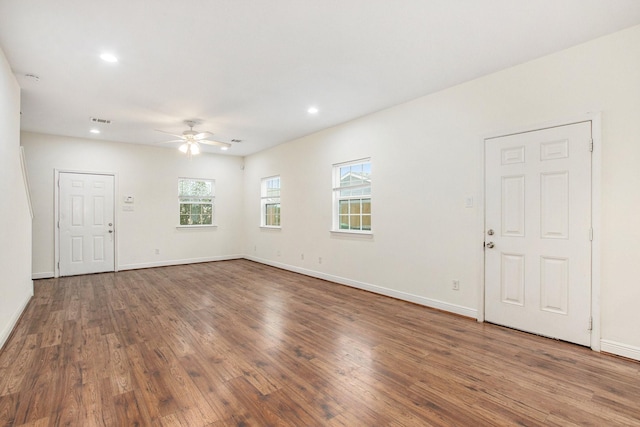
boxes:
[485,122,592,346]
[59,172,115,276]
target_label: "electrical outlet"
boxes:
[301,253,304,260]
[318,257,322,264]
[452,280,460,291]
[155,249,160,255]
[277,250,281,256]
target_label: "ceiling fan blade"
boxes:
[155,129,185,139]
[158,139,185,143]
[199,139,232,148]
[194,131,214,140]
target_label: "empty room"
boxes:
[1,0,640,425]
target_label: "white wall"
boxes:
[244,25,640,359]
[22,133,245,276]
[0,46,33,350]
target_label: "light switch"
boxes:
[124,196,134,203]
[465,196,474,208]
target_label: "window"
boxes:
[333,159,371,232]
[178,178,214,226]
[261,176,281,227]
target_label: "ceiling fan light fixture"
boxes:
[179,142,200,156]
[157,121,228,155]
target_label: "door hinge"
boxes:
[589,139,594,152]
[589,228,593,241]
[57,261,60,270]
[588,317,593,331]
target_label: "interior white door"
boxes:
[59,172,115,276]
[484,122,592,346]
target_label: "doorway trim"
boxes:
[477,112,601,352]
[54,169,119,278]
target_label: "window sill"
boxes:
[260,226,282,230]
[176,224,218,229]
[330,229,373,237]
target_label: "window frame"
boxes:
[177,177,216,228]
[260,175,281,228]
[332,158,372,234]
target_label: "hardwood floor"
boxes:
[1,260,639,426]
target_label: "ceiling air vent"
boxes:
[24,73,40,82]
[90,117,112,124]
[231,139,243,143]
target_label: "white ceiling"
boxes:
[2,1,640,157]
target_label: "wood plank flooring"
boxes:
[1,259,639,426]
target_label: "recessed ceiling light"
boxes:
[307,106,319,114]
[100,53,118,63]
[90,129,100,134]
[220,146,229,151]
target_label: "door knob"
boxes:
[487,229,494,235]
[486,242,495,249]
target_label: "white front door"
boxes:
[484,122,592,346]
[59,172,115,276]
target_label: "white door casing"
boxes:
[58,172,115,276]
[484,121,592,346]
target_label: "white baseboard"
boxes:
[0,290,32,351]
[600,339,640,362]
[118,254,244,271]
[245,255,478,319]
[32,271,54,279]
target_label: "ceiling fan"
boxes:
[156,120,231,156]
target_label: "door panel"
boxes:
[485,122,592,346]
[501,175,525,236]
[501,253,525,305]
[59,172,115,276]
